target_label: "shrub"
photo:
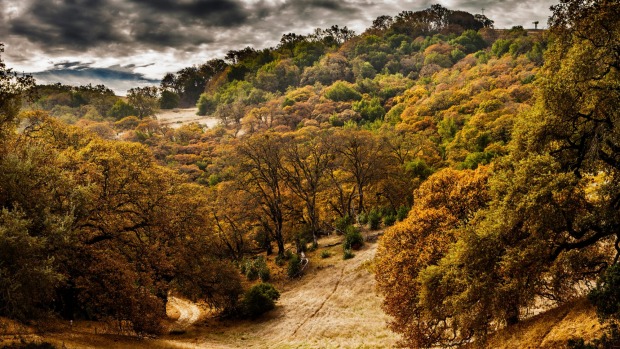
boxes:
[334,215,352,233]
[287,254,302,278]
[240,256,270,282]
[241,283,280,318]
[343,248,355,260]
[358,212,368,225]
[567,264,620,348]
[320,250,331,259]
[308,240,318,252]
[344,225,364,251]
[275,255,286,266]
[396,205,410,221]
[383,214,397,227]
[367,209,381,230]
[159,90,180,109]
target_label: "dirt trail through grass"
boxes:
[171,240,400,348]
[37,238,400,348]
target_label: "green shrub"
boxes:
[368,209,381,230]
[396,205,410,221]
[334,215,352,233]
[383,214,397,227]
[308,240,318,252]
[241,283,280,318]
[358,212,368,225]
[240,256,270,282]
[159,90,180,109]
[287,254,302,278]
[275,254,286,266]
[567,265,620,348]
[320,250,331,259]
[343,248,355,260]
[344,225,364,250]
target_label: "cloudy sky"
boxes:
[0,0,558,94]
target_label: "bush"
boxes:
[367,209,381,230]
[240,256,270,282]
[343,248,355,260]
[358,212,368,225]
[196,94,216,116]
[241,283,280,318]
[344,225,364,250]
[159,90,180,109]
[334,215,352,233]
[287,254,302,278]
[308,240,318,252]
[321,250,331,259]
[396,205,410,221]
[383,214,397,227]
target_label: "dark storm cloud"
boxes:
[9,0,125,50]
[129,0,249,26]
[5,0,247,53]
[281,0,361,12]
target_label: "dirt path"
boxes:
[155,108,219,129]
[173,241,400,348]
[168,297,202,331]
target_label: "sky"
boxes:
[0,0,558,95]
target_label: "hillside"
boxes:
[0,233,604,348]
[1,1,619,348]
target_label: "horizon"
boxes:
[1,0,558,94]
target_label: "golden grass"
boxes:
[463,298,603,349]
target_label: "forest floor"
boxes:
[154,108,219,129]
[0,230,605,349]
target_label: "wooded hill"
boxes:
[1,1,619,348]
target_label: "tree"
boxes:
[127,86,159,118]
[159,90,180,109]
[107,99,137,119]
[280,129,334,245]
[236,133,287,257]
[333,129,386,215]
[376,1,620,347]
[376,168,490,348]
[0,43,35,136]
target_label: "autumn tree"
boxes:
[333,129,386,215]
[376,168,490,347]
[236,133,288,257]
[280,129,334,245]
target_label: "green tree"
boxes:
[127,86,159,118]
[107,99,137,119]
[159,90,180,109]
